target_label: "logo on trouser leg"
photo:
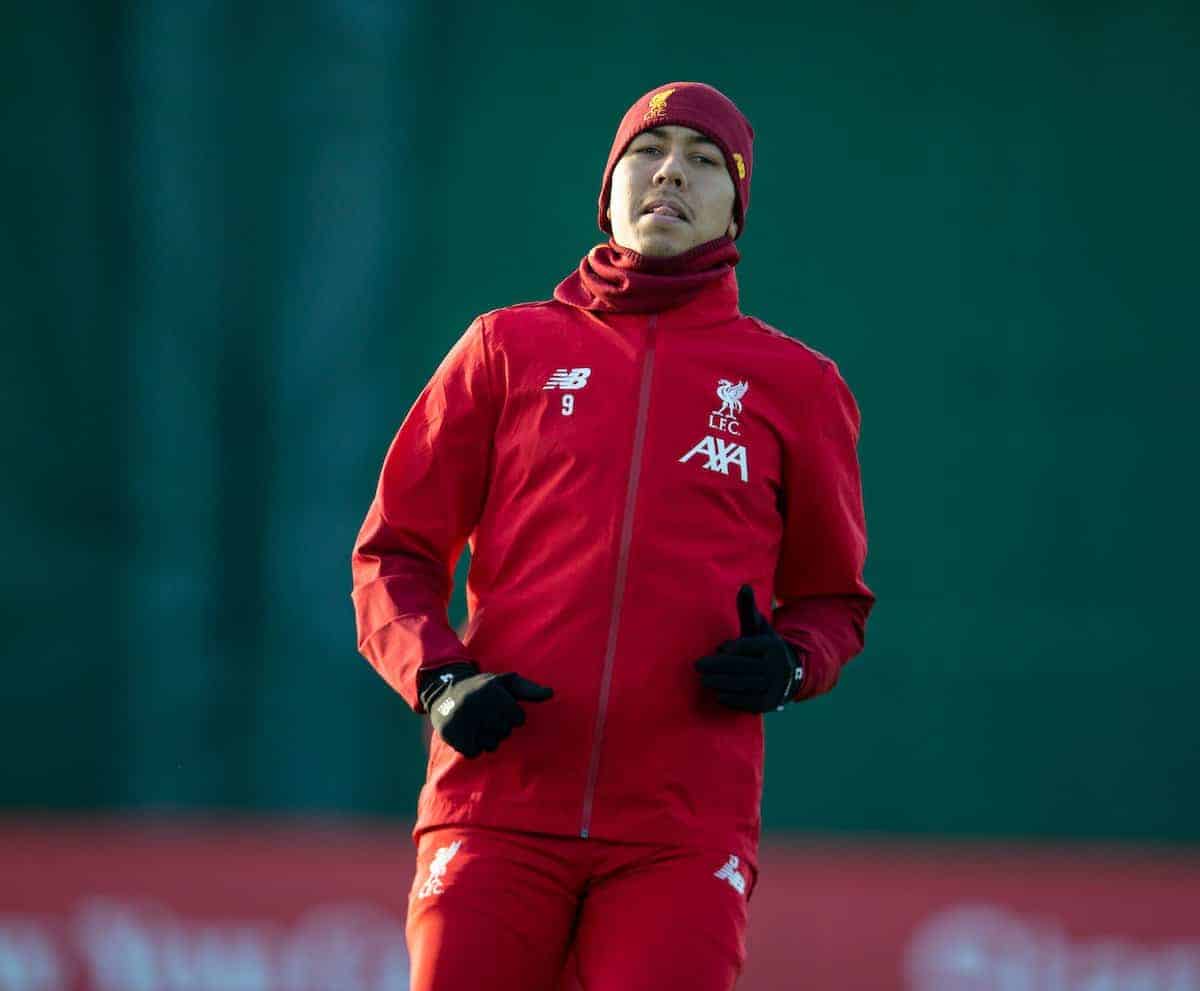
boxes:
[417,839,462,899]
[714,854,747,895]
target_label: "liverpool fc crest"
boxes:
[714,379,749,418]
[678,377,752,483]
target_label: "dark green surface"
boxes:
[2,1,1197,840]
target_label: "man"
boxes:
[351,81,874,990]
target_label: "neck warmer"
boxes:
[553,236,740,314]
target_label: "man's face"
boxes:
[608,125,738,257]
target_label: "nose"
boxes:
[652,150,686,188]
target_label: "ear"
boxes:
[727,218,739,239]
[606,207,612,220]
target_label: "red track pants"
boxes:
[406,825,757,991]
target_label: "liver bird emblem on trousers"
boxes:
[715,379,749,418]
[417,839,462,899]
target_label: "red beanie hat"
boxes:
[598,81,755,238]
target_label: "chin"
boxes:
[634,231,691,258]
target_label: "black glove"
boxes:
[418,662,553,758]
[695,585,805,713]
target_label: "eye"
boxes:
[693,154,717,165]
[637,145,662,156]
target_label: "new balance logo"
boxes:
[714,854,747,895]
[678,435,749,483]
[543,368,591,390]
[417,839,462,899]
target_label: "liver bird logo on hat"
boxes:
[643,88,677,123]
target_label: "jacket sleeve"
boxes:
[351,317,497,712]
[771,359,875,701]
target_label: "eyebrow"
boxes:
[636,128,722,149]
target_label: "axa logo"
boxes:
[679,436,748,482]
[417,839,462,899]
[679,377,751,482]
[642,88,677,123]
[543,368,591,390]
[714,854,747,895]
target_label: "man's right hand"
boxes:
[419,664,553,759]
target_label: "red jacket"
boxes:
[351,270,873,854]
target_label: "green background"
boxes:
[3,1,1197,841]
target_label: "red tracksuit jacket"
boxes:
[351,270,873,854]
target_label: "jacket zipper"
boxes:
[579,314,658,839]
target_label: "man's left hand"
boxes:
[695,584,804,713]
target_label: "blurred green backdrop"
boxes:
[3,0,1197,841]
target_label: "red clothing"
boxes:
[351,268,873,854]
[406,826,752,991]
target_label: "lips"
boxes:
[642,199,688,221]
